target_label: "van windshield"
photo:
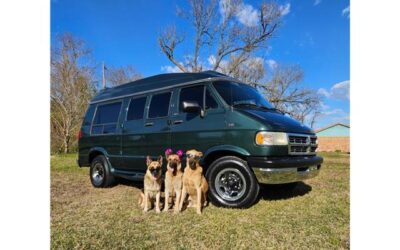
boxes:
[213,81,274,109]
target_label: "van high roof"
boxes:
[91,70,234,104]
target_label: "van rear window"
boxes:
[127,97,146,121]
[91,102,122,135]
[93,102,122,124]
[148,92,171,118]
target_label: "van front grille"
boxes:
[288,134,318,155]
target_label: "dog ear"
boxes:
[146,156,151,166]
[158,155,163,165]
[198,151,203,158]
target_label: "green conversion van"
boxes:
[78,71,323,208]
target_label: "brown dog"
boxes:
[179,149,209,214]
[163,151,184,213]
[138,156,163,213]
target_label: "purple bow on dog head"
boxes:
[176,150,183,158]
[165,148,184,158]
[165,148,173,156]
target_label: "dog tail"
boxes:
[138,191,145,209]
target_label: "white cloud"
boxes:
[207,55,216,66]
[236,3,259,27]
[314,107,350,129]
[314,0,321,6]
[266,59,277,70]
[320,102,330,111]
[219,1,290,27]
[279,3,291,16]
[322,108,346,116]
[247,57,264,65]
[331,80,350,100]
[161,65,182,73]
[318,80,349,100]
[342,5,350,18]
[219,0,229,17]
[317,88,331,98]
[207,54,230,70]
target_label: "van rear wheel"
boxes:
[206,156,259,208]
[90,155,115,188]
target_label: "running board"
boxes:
[111,169,145,181]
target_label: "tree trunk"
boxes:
[63,135,70,154]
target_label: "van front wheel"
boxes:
[90,155,115,188]
[206,156,259,208]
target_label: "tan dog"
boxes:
[179,149,209,214]
[138,156,163,213]
[163,150,184,213]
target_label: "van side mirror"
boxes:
[182,101,204,118]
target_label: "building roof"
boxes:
[91,70,232,104]
[316,123,350,133]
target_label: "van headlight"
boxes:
[255,132,288,146]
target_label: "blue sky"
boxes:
[51,0,349,129]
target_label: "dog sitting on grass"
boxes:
[178,149,209,215]
[163,149,184,213]
[138,156,163,213]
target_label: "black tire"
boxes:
[90,155,115,188]
[206,156,259,208]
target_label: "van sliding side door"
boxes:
[139,91,173,171]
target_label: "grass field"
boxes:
[51,152,349,249]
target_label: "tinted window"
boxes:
[93,102,122,124]
[82,105,96,126]
[179,86,204,111]
[148,92,171,118]
[205,89,218,109]
[213,81,273,109]
[127,97,146,121]
[91,126,103,135]
[91,102,121,135]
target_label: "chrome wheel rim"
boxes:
[215,168,246,201]
[92,163,104,185]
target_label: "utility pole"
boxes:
[102,62,106,89]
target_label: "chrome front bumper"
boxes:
[253,165,321,184]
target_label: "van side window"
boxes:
[179,85,204,111]
[205,89,218,109]
[91,102,122,135]
[148,92,171,118]
[127,97,146,121]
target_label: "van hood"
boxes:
[237,108,315,134]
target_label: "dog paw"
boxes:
[156,209,161,213]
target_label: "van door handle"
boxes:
[145,122,154,127]
[172,120,183,125]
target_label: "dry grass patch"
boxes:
[51,152,349,249]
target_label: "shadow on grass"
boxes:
[115,178,311,205]
[258,182,312,201]
[115,178,144,189]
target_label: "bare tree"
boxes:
[218,54,265,86]
[158,0,322,126]
[262,64,321,125]
[51,33,96,153]
[107,65,142,87]
[159,0,283,74]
